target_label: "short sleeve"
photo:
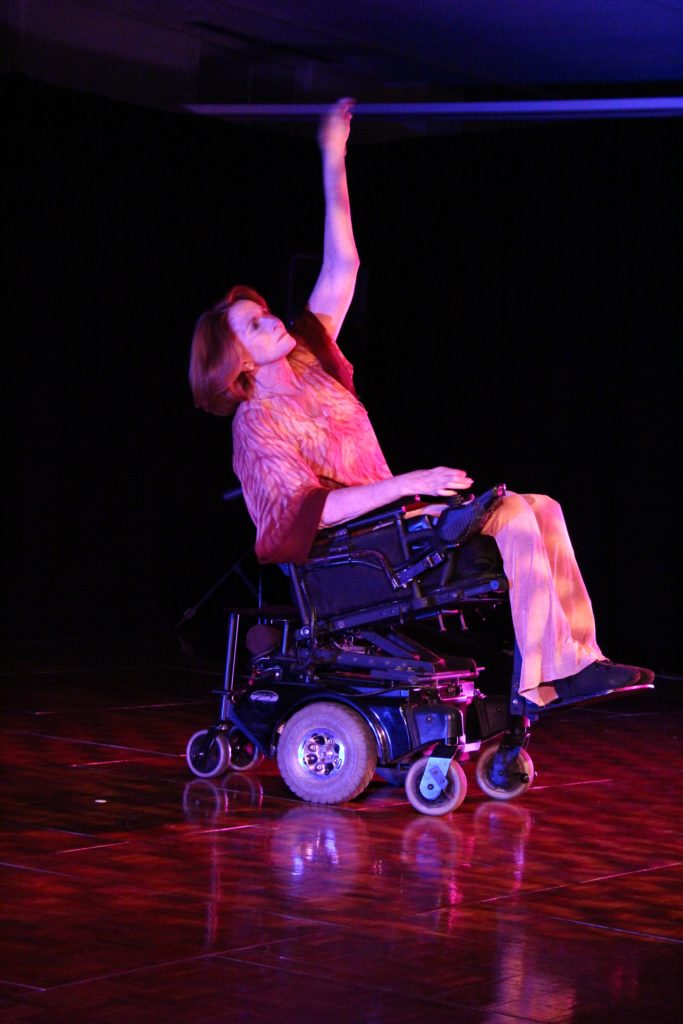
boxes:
[232,404,330,564]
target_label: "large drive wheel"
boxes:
[226,727,264,772]
[186,729,230,779]
[475,743,534,800]
[405,756,468,816]
[276,703,377,805]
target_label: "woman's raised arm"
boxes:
[306,98,360,341]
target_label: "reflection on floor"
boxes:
[1,634,682,1024]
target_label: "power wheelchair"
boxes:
[185,485,649,815]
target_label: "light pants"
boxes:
[481,493,604,707]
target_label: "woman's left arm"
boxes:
[306,98,360,341]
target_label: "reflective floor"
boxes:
[2,635,682,1023]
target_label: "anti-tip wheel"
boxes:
[404,756,467,816]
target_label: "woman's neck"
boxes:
[251,356,299,397]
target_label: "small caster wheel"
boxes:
[475,744,534,800]
[186,729,230,779]
[226,728,264,772]
[404,756,467,816]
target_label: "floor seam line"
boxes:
[545,916,683,945]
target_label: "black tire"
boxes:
[276,702,377,804]
[226,727,264,771]
[475,743,534,800]
[185,729,230,779]
[404,756,467,816]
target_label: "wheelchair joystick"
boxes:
[436,484,506,547]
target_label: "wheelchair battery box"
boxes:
[472,695,510,740]
[412,705,461,746]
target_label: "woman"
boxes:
[189,99,652,709]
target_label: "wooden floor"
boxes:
[2,634,682,1024]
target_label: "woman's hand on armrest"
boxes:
[320,467,473,527]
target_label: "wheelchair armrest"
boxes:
[315,486,506,543]
[315,488,490,540]
[316,498,421,539]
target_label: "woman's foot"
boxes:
[552,660,654,703]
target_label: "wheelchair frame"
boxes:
[185,486,652,814]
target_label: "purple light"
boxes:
[185,97,683,122]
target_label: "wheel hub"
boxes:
[490,746,523,788]
[298,730,345,778]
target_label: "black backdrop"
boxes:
[5,77,681,673]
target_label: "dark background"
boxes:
[5,76,681,673]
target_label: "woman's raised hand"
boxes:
[397,466,474,497]
[318,97,355,156]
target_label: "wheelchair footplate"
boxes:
[548,678,655,710]
[513,680,656,719]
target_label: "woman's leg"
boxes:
[481,492,603,706]
[521,493,603,649]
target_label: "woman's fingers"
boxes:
[400,467,473,495]
[430,467,473,490]
[318,98,356,149]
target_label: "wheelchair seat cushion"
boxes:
[300,509,504,619]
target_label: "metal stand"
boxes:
[174,549,261,630]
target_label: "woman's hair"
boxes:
[189,285,269,416]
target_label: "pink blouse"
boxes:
[232,310,392,563]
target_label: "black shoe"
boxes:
[618,664,656,687]
[552,660,647,703]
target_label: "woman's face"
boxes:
[227,299,296,367]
